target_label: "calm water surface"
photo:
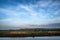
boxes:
[0,36,60,40]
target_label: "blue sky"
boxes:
[0,0,60,29]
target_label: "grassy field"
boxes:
[0,30,60,37]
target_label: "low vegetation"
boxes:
[0,29,60,37]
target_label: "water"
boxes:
[0,36,60,40]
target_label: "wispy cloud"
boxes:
[0,0,60,29]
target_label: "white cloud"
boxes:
[0,8,19,16]
[55,10,60,15]
[0,0,60,28]
[36,0,52,7]
[16,5,39,19]
[36,0,60,9]
[18,5,32,12]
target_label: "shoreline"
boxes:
[0,34,60,37]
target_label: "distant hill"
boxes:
[18,23,60,31]
[0,23,60,30]
[28,23,60,28]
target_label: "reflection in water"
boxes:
[0,36,60,40]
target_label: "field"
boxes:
[0,29,60,37]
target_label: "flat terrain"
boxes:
[0,29,60,37]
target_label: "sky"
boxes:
[0,0,60,29]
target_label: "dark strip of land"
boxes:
[0,29,60,37]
